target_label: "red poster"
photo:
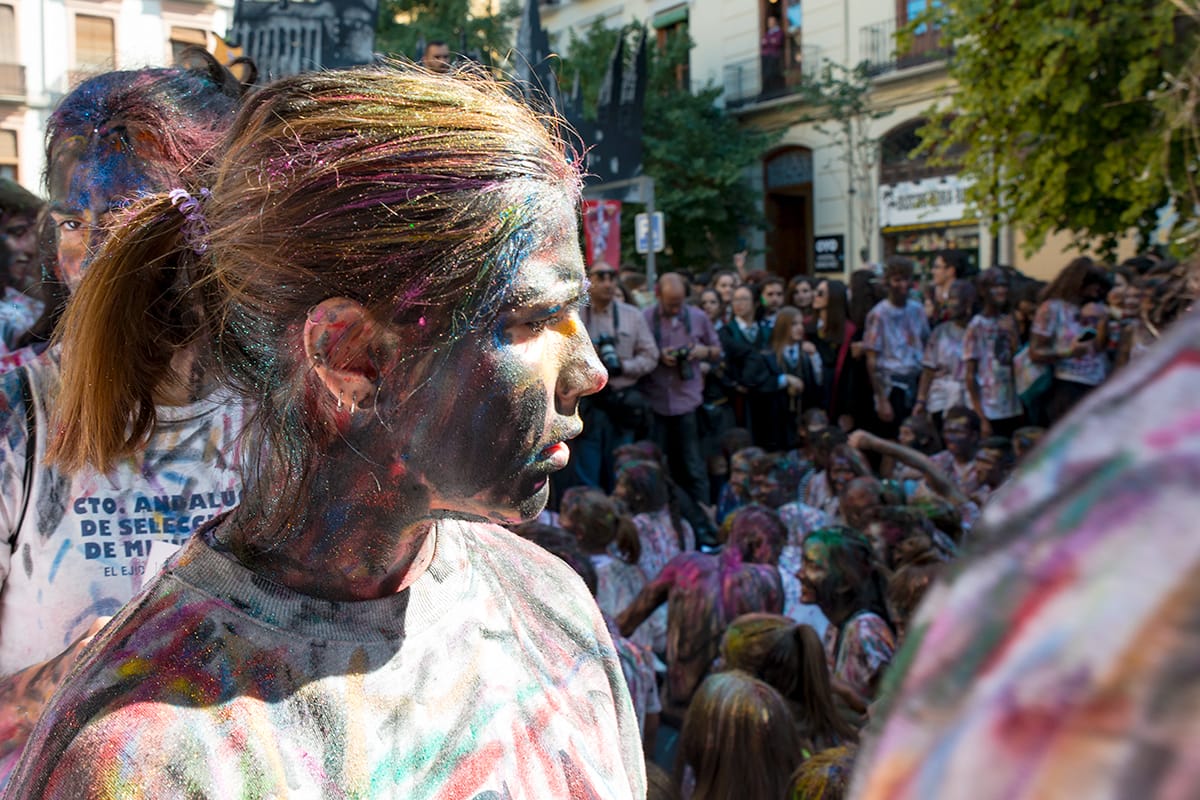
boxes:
[582,199,622,268]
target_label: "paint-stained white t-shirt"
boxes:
[0,349,247,675]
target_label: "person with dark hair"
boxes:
[572,259,659,492]
[915,279,974,429]
[798,527,895,703]
[615,460,696,582]
[7,66,645,796]
[963,267,1023,439]
[1012,278,1044,346]
[757,275,786,326]
[890,415,942,489]
[712,269,739,306]
[805,426,850,517]
[1030,256,1111,422]
[972,436,1015,506]
[719,284,772,430]
[421,39,452,73]
[864,258,930,439]
[720,613,858,753]
[0,54,249,779]
[741,306,813,451]
[643,272,723,505]
[618,505,784,720]
[716,444,763,526]
[677,671,801,800]
[929,406,985,503]
[926,249,968,324]
[813,279,857,424]
[788,274,818,333]
[0,179,45,351]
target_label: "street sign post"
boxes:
[635,211,664,255]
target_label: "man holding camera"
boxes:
[642,273,722,505]
[574,261,660,492]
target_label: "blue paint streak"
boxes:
[48,538,73,584]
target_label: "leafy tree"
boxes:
[556,23,776,271]
[904,1,1195,256]
[375,0,519,66]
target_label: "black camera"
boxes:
[669,346,694,381]
[595,335,623,376]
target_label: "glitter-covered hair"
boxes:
[49,66,584,525]
[44,49,246,194]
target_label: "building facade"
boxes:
[0,0,233,195]
[539,0,1105,281]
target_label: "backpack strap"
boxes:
[13,366,35,540]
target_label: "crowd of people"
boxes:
[0,45,1196,800]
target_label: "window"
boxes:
[170,26,208,64]
[0,130,17,183]
[897,0,944,59]
[652,6,688,90]
[74,14,115,72]
[0,4,15,60]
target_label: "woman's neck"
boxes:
[220,452,439,601]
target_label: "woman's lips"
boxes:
[538,441,571,470]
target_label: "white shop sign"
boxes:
[879,175,974,229]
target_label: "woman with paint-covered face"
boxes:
[6,68,644,798]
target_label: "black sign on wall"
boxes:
[814,234,844,273]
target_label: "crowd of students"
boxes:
[0,45,1197,800]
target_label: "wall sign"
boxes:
[813,234,844,273]
[879,174,974,229]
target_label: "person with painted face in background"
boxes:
[0,53,249,785]
[798,526,895,707]
[864,257,930,440]
[964,267,1024,440]
[0,180,46,352]
[571,259,658,493]
[6,67,644,798]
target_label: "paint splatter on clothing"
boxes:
[0,289,41,355]
[632,509,695,580]
[778,500,831,576]
[864,300,930,381]
[0,349,246,676]
[851,309,1200,799]
[592,552,660,656]
[804,471,839,520]
[5,519,645,798]
[622,549,782,719]
[605,615,661,738]
[1031,299,1108,386]
[962,314,1021,421]
[920,322,966,414]
[823,611,894,702]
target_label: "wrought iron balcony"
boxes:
[859,17,951,77]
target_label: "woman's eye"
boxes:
[58,219,84,232]
[527,312,565,334]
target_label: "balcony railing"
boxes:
[723,42,825,109]
[0,63,26,99]
[859,18,951,77]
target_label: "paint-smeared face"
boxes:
[942,417,978,462]
[799,539,830,603]
[898,424,916,447]
[792,281,813,309]
[749,469,787,509]
[886,271,909,304]
[986,281,1010,312]
[975,447,1006,488]
[829,452,856,496]
[49,127,167,291]
[400,209,607,524]
[729,455,753,497]
[0,211,39,290]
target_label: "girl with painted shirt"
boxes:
[7,68,643,798]
[561,487,660,656]
[1030,257,1111,422]
[614,459,695,581]
[914,279,975,427]
[964,268,1023,439]
[799,527,896,705]
[0,56,247,781]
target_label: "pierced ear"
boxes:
[304,297,383,410]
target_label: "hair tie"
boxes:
[168,187,212,254]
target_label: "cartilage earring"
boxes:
[337,393,343,410]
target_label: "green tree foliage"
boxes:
[556,24,776,271]
[906,1,1195,255]
[376,0,519,66]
